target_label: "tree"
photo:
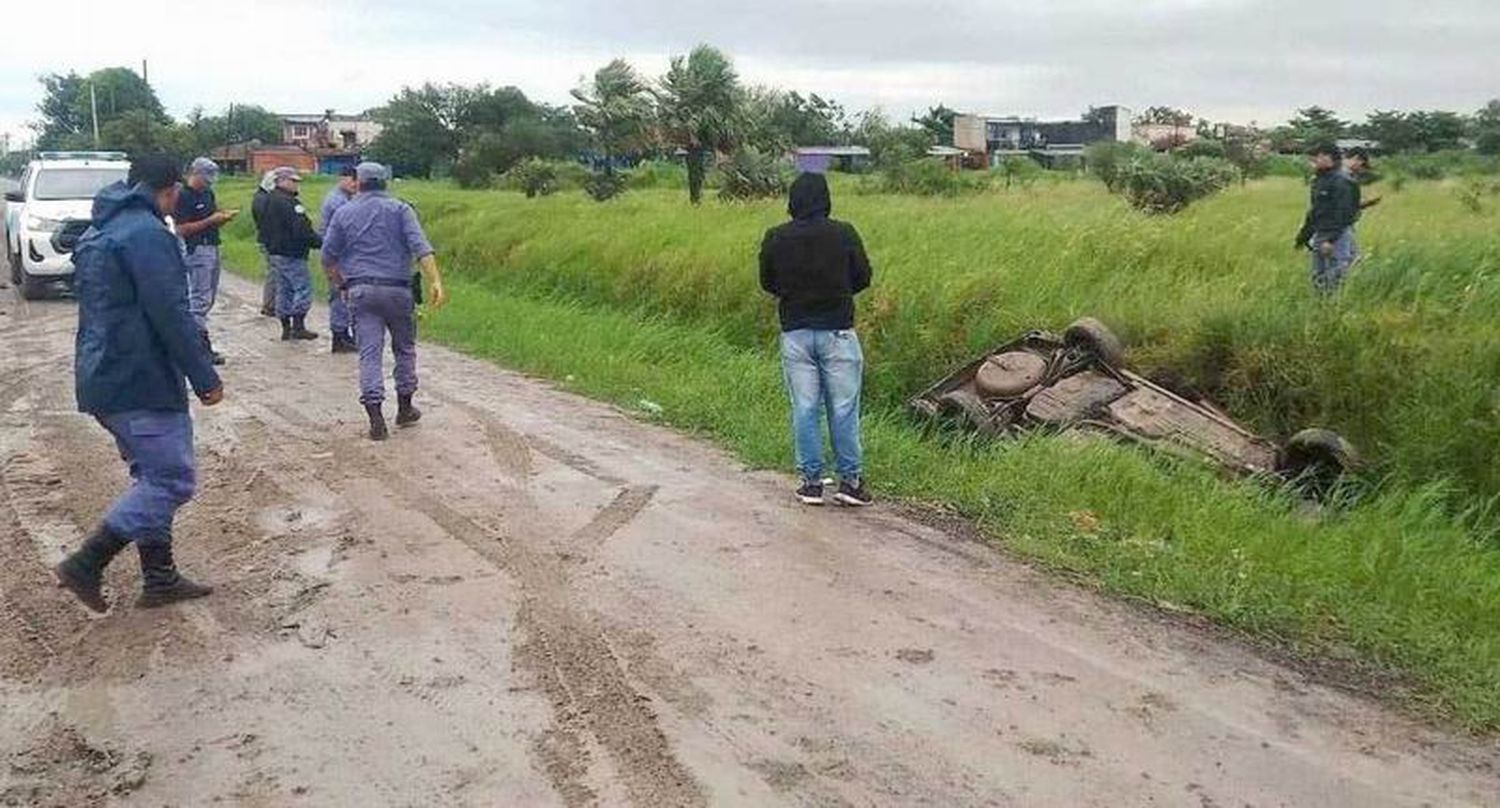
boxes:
[368,84,472,177]
[1134,106,1194,127]
[850,109,933,168]
[741,88,850,153]
[98,109,194,160]
[33,67,168,149]
[656,44,742,205]
[186,104,283,150]
[1283,106,1346,149]
[1360,110,1419,153]
[571,59,654,172]
[1408,110,1467,152]
[1474,99,1500,156]
[911,105,957,146]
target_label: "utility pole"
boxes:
[90,83,101,147]
[142,59,149,85]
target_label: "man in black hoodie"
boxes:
[759,172,873,506]
[1294,142,1358,293]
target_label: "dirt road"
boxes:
[1,276,1495,807]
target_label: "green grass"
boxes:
[217,175,1500,731]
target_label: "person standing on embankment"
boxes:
[1295,142,1359,293]
[759,172,874,507]
[322,161,448,441]
[56,155,222,612]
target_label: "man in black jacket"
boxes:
[759,172,873,506]
[1294,143,1358,293]
[259,167,321,340]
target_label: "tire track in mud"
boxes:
[328,407,703,807]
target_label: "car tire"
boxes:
[18,268,49,301]
[1064,317,1126,367]
[1280,428,1356,483]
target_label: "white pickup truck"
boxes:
[4,151,130,299]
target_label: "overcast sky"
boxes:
[2,0,1496,148]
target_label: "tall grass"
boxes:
[216,175,1500,729]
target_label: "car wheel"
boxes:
[1064,317,1126,367]
[18,269,49,300]
[975,351,1048,398]
[1280,428,1356,490]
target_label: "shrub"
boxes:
[504,158,558,198]
[451,153,496,189]
[994,154,1042,189]
[1085,141,1149,192]
[585,170,628,202]
[717,148,790,202]
[880,157,983,196]
[1116,153,1239,213]
[1262,154,1309,179]
[1176,139,1228,160]
[626,159,688,190]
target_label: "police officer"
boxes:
[56,154,221,612]
[322,162,448,441]
[174,157,236,365]
[320,165,359,354]
[260,166,322,341]
[251,169,279,317]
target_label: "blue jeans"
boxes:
[271,255,312,317]
[780,328,864,483]
[97,410,196,547]
[184,245,220,331]
[1309,227,1357,293]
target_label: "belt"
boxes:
[344,276,411,289]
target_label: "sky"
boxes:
[2,0,1497,148]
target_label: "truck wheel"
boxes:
[1064,317,1125,367]
[1280,428,1356,486]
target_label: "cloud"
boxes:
[1,0,1496,146]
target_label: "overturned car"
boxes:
[910,318,1355,485]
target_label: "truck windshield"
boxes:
[32,168,129,200]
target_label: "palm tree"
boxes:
[570,59,652,175]
[655,45,741,205]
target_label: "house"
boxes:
[281,110,383,152]
[1134,122,1200,151]
[793,146,872,173]
[954,106,1132,167]
[210,141,318,176]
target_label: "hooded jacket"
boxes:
[1295,166,1358,248]
[759,173,873,332]
[73,182,221,415]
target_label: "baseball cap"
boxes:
[188,157,220,182]
[355,161,391,183]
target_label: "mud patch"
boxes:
[2,716,152,807]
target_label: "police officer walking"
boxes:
[320,165,359,354]
[260,166,322,341]
[173,157,236,365]
[322,162,448,441]
[56,154,221,612]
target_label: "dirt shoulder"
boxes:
[1,277,1496,807]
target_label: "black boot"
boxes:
[331,331,357,354]
[280,317,293,341]
[55,526,132,613]
[291,316,319,341]
[201,331,226,366]
[135,543,212,608]
[366,403,388,441]
[396,394,422,427]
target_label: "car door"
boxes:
[4,166,31,257]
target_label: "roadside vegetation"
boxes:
[218,173,1500,731]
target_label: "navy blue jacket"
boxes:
[74,182,221,415]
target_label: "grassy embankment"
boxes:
[217,175,1500,732]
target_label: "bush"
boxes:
[717,149,789,202]
[1085,141,1149,192]
[626,159,688,190]
[1116,154,1239,213]
[585,170,628,202]
[994,154,1042,189]
[451,152,496,189]
[503,158,558,198]
[1262,154,1308,179]
[1176,139,1228,160]
[880,157,984,196]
